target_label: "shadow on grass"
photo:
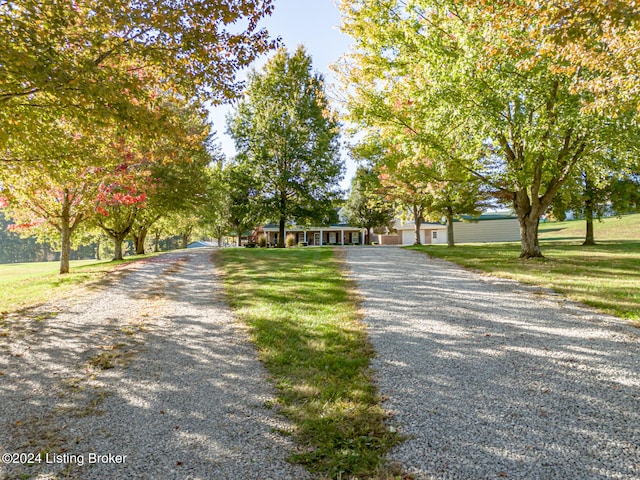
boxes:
[408,241,640,321]
[0,248,311,479]
[218,248,400,478]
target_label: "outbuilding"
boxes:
[389,213,521,246]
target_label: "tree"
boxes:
[342,166,395,245]
[1,0,276,166]
[1,146,105,273]
[128,103,212,254]
[227,46,344,248]
[463,0,640,114]
[338,0,640,258]
[198,164,233,247]
[93,162,149,261]
[0,207,52,263]
[552,168,640,245]
[224,162,264,247]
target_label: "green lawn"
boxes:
[408,214,640,323]
[0,255,157,313]
[539,213,640,242]
[217,248,400,479]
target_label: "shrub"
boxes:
[258,236,267,248]
[286,235,296,247]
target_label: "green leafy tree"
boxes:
[227,46,344,248]
[552,168,640,245]
[342,166,395,245]
[225,162,264,247]
[338,0,640,258]
[1,0,275,166]
[198,164,233,247]
[1,133,106,272]
[463,0,640,114]
[129,104,212,254]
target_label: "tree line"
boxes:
[1,7,345,267]
[0,0,276,272]
[336,0,640,257]
[3,1,640,271]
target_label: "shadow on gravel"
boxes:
[1,249,305,480]
[347,248,640,479]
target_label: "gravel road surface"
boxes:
[346,246,639,480]
[0,249,309,480]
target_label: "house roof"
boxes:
[395,212,518,230]
[456,213,518,222]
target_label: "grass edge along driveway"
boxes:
[407,241,640,324]
[0,253,161,314]
[217,247,401,479]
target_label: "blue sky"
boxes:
[207,0,356,189]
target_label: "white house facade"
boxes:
[261,223,367,246]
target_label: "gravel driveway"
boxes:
[345,246,639,480]
[0,248,309,480]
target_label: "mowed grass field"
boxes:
[409,214,640,323]
[0,255,155,313]
[539,213,640,242]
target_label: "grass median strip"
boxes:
[217,248,400,479]
[407,241,640,323]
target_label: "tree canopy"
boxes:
[227,46,344,248]
[338,0,640,257]
[1,0,275,164]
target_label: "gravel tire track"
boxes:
[1,248,309,480]
[345,246,639,480]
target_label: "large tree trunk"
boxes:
[446,208,455,248]
[583,216,595,246]
[365,226,372,245]
[277,217,286,248]
[514,189,547,259]
[582,174,596,246]
[413,205,422,245]
[181,233,190,249]
[113,234,126,261]
[95,237,101,260]
[154,231,160,252]
[236,225,242,247]
[132,226,148,255]
[518,214,543,258]
[59,198,71,274]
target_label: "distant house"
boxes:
[381,213,521,246]
[261,223,367,246]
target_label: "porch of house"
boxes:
[263,227,366,246]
